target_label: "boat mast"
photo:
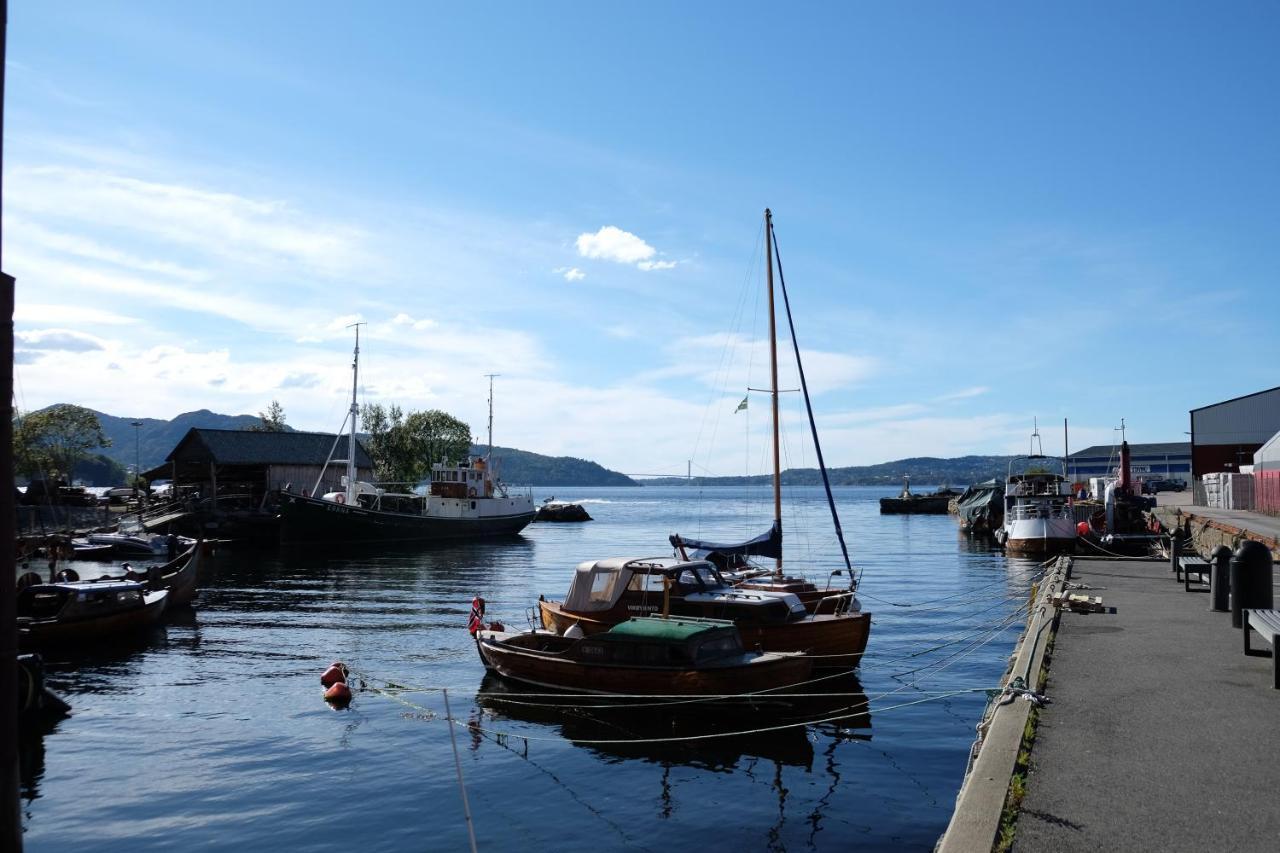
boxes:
[346,322,363,500]
[765,208,782,575]
[485,373,499,462]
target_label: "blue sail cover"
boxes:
[669,521,782,559]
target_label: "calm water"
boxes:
[20,486,1042,852]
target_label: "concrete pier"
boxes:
[1012,556,1280,852]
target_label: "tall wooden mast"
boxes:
[765,208,782,575]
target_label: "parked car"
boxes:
[1148,479,1185,493]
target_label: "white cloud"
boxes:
[563,267,585,281]
[636,259,676,271]
[576,225,656,264]
[391,312,437,330]
[16,329,106,352]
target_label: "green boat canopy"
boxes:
[604,616,735,642]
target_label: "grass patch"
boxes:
[993,620,1057,852]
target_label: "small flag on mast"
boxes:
[734,395,748,413]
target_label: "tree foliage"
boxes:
[360,404,472,484]
[13,404,112,480]
[250,400,288,432]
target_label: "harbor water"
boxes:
[19,486,1041,852]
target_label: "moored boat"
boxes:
[953,478,1005,535]
[17,578,168,647]
[278,329,535,545]
[878,477,960,514]
[476,615,814,698]
[139,540,203,606]
[537,556,870,661]
[994,431,1077,554]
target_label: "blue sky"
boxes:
[4,2,1278,476]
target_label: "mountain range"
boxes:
[84,408,637,487]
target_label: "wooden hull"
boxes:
[152,544,202,607]
[279,493,535,544]
[475,632,813,696]
[19,591,168,647]
[538,600,871,667]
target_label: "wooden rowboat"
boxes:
[17,579,168,647]
[476,616,813,698]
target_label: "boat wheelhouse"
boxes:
[995,457,1077,554]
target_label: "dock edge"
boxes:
[936,555,1070,853]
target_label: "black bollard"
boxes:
[1170,533,1182,576]
[1229,540,1275,629]
[1210,545,1232,612]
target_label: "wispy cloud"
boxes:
[15,329,106,353]
[553,266,586,281]
[935,386,990,402]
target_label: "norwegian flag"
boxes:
[467,596,486,635]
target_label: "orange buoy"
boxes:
[320,662,348,687]
[324,681,352,705]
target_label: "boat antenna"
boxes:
[1030,418,1043,457]
[346,322,364,501]
[765,209,783,577]
[484,373,499,462]
[769,214,856,584]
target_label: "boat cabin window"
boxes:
[694,633,741,662]
[677,565,722,590]
[627,573,668,594]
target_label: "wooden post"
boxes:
[1,0,24,844]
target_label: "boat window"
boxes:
[679,565,721,589]
[695,634,740,661]
[627,574,667,593]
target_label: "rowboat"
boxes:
[17,579,168,647]
[476,616,813,698]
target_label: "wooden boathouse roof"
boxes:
[161,428,374,468]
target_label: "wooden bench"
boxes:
[1243,609,1280,689]
[1178,555,1211,592]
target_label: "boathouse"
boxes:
[144,428,375,507]
[1066,442,1191,487]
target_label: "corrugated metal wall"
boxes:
[1255,428,1280,516]
[1191,387,1280,478]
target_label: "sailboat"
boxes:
[538,210,871,665]
[278,327,536,544]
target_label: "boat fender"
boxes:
[334,493,345,505]
[564,622,585,639]
[16,571,42,591]
[324,681,352,706]
[468,596,486,636]
[55,568,80,583]
[320,661,349,687]
[1076,521,1091,538]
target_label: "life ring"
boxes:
[335,493,345,505]
[467,487,477,498]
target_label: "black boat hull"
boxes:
[278,493,535,544]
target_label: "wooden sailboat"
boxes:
[539,210,871,665]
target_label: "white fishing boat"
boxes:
[994,427,1077,554]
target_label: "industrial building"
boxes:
[1189,385,1280,479]
[1066,442,1191,487]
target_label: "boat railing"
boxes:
[1008,501,1073,521]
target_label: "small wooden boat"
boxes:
[476,616,813,698]
[139,540,203,607]
[17,579,168,647]
[536,556,870,663]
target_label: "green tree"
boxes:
[250,400,288,432]
[13,404,111,481]
[360,403,472,485]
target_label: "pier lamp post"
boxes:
[131,421,143,499]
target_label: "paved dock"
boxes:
[1014,556,1280,852]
